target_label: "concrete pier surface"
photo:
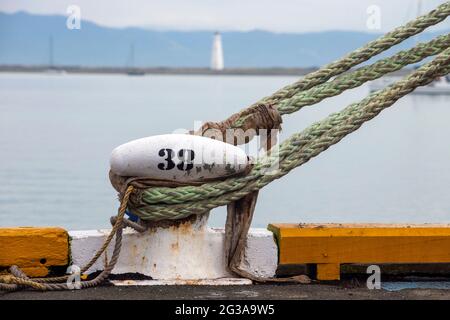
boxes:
[2,283,450,300]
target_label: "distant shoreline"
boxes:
[0,65,412,77]
[0,65,316,76]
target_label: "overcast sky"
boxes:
[1,0,449,32]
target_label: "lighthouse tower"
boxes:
[210,32,224,71]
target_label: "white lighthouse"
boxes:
[210,32,224,71]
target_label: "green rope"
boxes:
[138,33,450,206]
[276,33,450,115]
[132,48,450,221]
[234,1,450,125]
[123,2,450,221]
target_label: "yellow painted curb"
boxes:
[268,223,450,281]
[0,227,69,277]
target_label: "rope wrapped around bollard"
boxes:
[1,1,450,290]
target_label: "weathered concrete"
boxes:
[2,283,450,300]
[70,215,277,280]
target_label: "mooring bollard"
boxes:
[69,213,278,281]
[94,132,277,281]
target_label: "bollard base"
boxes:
[70,215,277,280]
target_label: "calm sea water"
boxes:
[0,72,449,230]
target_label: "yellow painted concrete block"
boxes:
[268,223,450,280]
[0,227,69,277]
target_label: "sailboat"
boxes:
[126,42,145,76]
[369,1,450,95]
[45,35,66,75]
[369,75,450,95]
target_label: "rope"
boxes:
[128,46,450,221]
[134,33,450,207]
[276,33,450,115]
[256,1,450,112]
[0,186,136,291]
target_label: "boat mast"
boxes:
[48,35,54,67]
[126,42,137,69]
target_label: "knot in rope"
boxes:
[192,103,282,146]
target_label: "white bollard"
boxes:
[69,214,277,280]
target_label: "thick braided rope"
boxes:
[124,3,450,220]
[226,1,450,132]
[251,1,450,113]
[277,33,450,114]
[130,48,450,221]
[137,33,450,206]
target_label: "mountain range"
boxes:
[0,11,447,68]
